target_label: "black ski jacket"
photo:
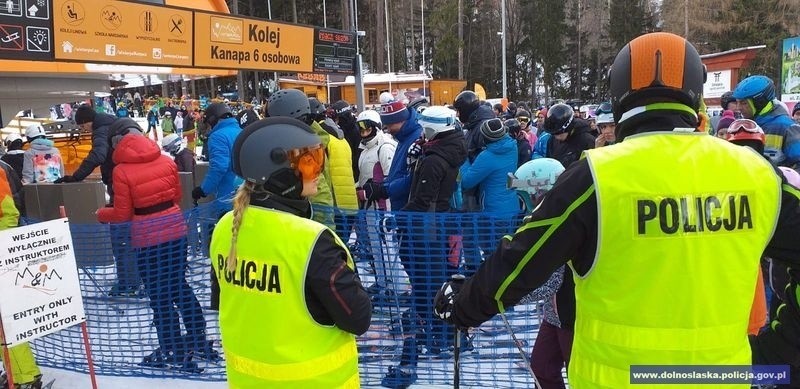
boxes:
[546,118,596,168]
[402,130,467,213]
[73,113,117,193]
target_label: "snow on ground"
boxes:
[41,366,460,389]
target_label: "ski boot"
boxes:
[192,339,221,362]
[380,365,418,389]
[140,347,202,373]
[108,283,144,298]
[0,373,43,389]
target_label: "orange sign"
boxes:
[297,73,327,83]
[53,0,193,67]
[194,12,314,72]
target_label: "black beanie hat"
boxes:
[480,118,507,142]
[75,105,96,125]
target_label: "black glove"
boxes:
[54,175,76,184]
[406,139,424,167]
[191,186,206,201]
[434,274,467,323]
[362,179,387,202]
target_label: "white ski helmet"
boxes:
[379,92,395,104]
[3,132,22,147]
[356,109,382,127]
[161,133,182,154]
[25,124,46,140]
[596,113,614,125]
[418,105,458,141]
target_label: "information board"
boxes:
[0,0,54,61]
[313,28,356,74]
[52,0,192,67]
[703,69,731,99]
[782,36,800,103]
[0,218,85,345]
[193,11,315,72]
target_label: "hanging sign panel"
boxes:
[193,12,314,72]
[52,0,193,67]
[312,28,356,74]
[0,0,54,61]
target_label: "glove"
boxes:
[434,274,467,323]
[54,175,76,184]
[362,179,387,202]
[406,139,424,167]
[191,186,206,201]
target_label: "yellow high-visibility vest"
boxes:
[570,132,781,388]
[210,206,359,389]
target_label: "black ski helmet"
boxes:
[408,96,430,113]
[504,118,522,136]
[331,100,351,116]
[204,103,233,128]
[236,109,260,129]
[543,103,575,135]
[720,92,735,111]
[232,117,321,193]
[308,97,326,120]
[267,89,312,123]
[454,91,480,123]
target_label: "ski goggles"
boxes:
[726,119,762,135]
[358,120,380,134]
[517,116,531,124]
[287,144,325,180]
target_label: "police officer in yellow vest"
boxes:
[433,32,800,388]
[210,117,372,388]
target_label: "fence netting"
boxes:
[24,201,548,387]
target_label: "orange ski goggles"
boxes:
[287,144,325,180]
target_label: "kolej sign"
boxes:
[193,12,313,72]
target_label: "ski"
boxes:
[477,323,539,337]
[478,338,530,349]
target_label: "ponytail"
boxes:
[227,182,254,272]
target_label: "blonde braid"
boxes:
[227,182,254,272]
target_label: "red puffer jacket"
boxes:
[97,135,187,248]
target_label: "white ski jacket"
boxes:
[357,132,397,187]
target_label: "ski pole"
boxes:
[499,310,542,389]
[454,326,461,389]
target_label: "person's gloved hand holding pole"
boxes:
[362,179,387,202]
[434,274,467,324]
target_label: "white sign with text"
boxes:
[0,218,85,345]
[704,69,732,99]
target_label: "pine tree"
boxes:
[523,0,569,102]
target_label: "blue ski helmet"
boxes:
[732,75,775,114]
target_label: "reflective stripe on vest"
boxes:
[210,206,359,389]
[571,132,780,389]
